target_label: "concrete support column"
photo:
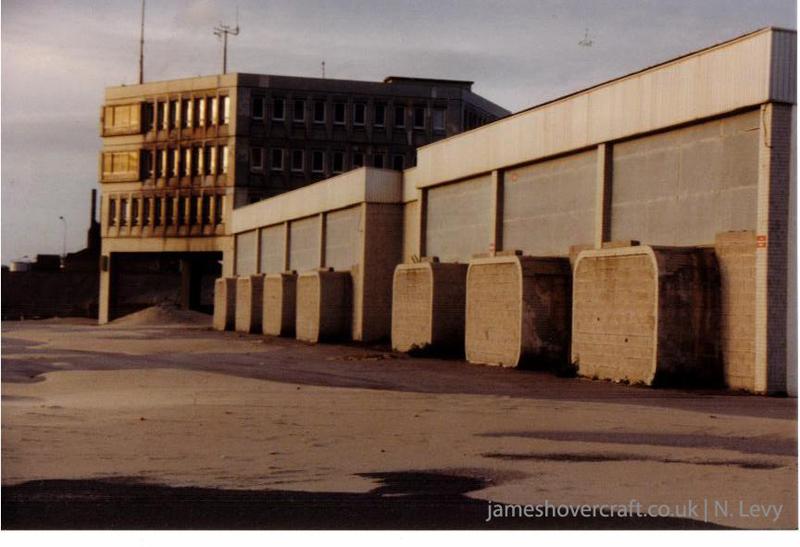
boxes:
[754,102,792,394]
[160,196,167,227]
[136,196,144,227]
[172,196,180,226]
[490,169,504,255]
[114,195,122,228]
[417,188,428,258]
[98,251,112,324]
[283,222,291,271]
[148,197,156,226]
[594,143,613,249]
[209,193,217,227]
[319,213,327,268]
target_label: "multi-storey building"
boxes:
[98,73,509,322]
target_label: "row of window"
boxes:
[140,145,229,179]
[143,95,231,132]
[252,97,446,131]
[250,147,406,174]
[107,194,224,228]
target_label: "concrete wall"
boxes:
[259,225,285,274]
[262,272,296,336]
[611,110,760,245]
[212,277,236,330]
[235,274,264,333]
[426,175,492,262]
[503,149,596,255]
[289,216,320,272]
[296,270,352,343]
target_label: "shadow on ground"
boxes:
[2,471,726,530]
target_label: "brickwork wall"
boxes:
[234,274,264,333]
[715,231,757,389]
[212,277,237,331]
[358,203,404,342]
[262,272,296,336]
[466,255,570,367]
[391,261,468,353]
[296,270,352,343]
[572,246,720,386]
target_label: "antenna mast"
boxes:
[138,0,145,84]
[213,7,240,75]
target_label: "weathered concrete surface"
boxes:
[296,270,352,343]
[234,275,264,334]
[572,245,721,386]
[262,272,297,337]
[212,277,237,331]
[465,254,571,368]
[392,261,468,354]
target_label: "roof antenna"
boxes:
[578,27,593,47]
[138,0,145,83]
[213,6,241,74]
[321,60,326,79]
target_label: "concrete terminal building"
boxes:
[227,28,797,395]
[98,73,508,321]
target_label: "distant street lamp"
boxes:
[59,216,67,269]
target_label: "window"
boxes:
[392,154,405,171]
[374,103,386,127]
[251,147,264,171]
[177,197,186,225]
[141,150,154,180]
[192,146,203,176]
[220,145,229,174]
[155,149,165,178]
[108,199,117,226]
[312,150,325,173]
[170,149,180,177]
[202,195,212,224]
[433,108,445,131]
[394,105,405,127]
[373,153,384,169]
[143,198,151,225]
[154,197,162,226]
[120,198,128,226]
[195,98,205,128]
[332,151,344,173]
[333,103,346,125]
[184,148,192,176]
[220,96,230,125]
[252,96,265,119]
[131,198,140,226]
[165,197,174,226]
[313,100,326,123]
[205,145,215,175]
[169,100,179,129]
[143,102,155,132]
[352,151,364,168]
[208,97,218,126]
[214,195,224,224]
[353,103,366,126]
[181,100,192,128]
[271,148,284,171]
[293,99,305,122]
[413,106,425,129]
[291,149,304,172]
[188,196,197,225]
[167,148,176,177]
[159,101,168,130]
[272,98,285,121]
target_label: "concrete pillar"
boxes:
[490,170,504,254]
[754,103,792,394]
[417,188,428,257]
[98,252,112,324]
[594,143,613,249]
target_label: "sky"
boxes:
[0,0,796,264]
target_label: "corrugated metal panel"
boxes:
[324,206,362,271]
[426,175,492,262]
[415,28,778,188]
[259,224,285,274]
[235,230,258,275]
[289,216,320,272]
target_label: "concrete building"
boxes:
[98,73,508,322]
[227,27,796,395]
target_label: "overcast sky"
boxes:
[1,0,796,264]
